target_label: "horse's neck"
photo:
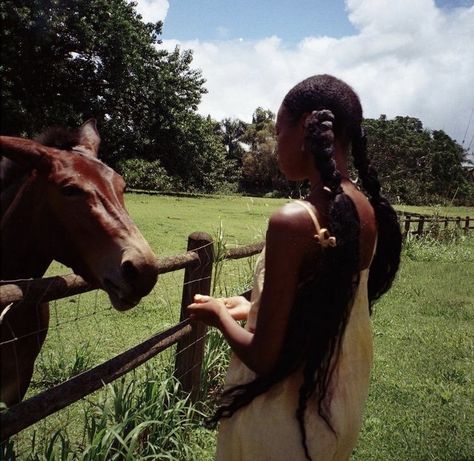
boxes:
[1,161,52,280]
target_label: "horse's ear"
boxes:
[0,136,52,172]
[77,119,101,157]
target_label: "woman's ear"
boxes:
[299,112,312,151]
[300,112,312,129]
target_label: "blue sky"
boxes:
[161,0,357,43]
[157,0,473,42]
[135,0,474,155]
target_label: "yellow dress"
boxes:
[216,229,373,460]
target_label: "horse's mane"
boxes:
[34,126,82,150]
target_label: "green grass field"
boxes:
[4,194,474,460]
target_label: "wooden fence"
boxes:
[0,231,263,441]
[0,212,472,440]
[397,211,473,237]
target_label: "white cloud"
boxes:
[134,0,169,23]
[160,0,474,146]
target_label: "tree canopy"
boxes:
[239,108,288,194]
[1,1,472,203]
[1,0,229,191]
[363,116,472,204]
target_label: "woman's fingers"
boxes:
[193,294,211,303]
[224,296,250,309]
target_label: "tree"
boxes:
[1,0,229,191]
[239,108,289,194]
[430,129,472,203]
[161,113,233,192]
[363,116,472,204]
[236,109,472,204]
[220,118,247,166]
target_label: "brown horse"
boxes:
[0,120,159,406]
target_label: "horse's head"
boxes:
[0,120,159,310]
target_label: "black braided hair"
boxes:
[295,108,360,459]
[304,110,342,195]
[352,128,401,310]
[209,75,401,461]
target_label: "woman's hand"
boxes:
[221,296,251,321]
[187,295,226,328]
[187,294,251,327]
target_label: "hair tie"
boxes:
[315,228,337,248]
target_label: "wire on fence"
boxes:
[0,319,193,441]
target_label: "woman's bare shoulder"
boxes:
[267,202,319,241]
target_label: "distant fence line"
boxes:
[0,210,472,440]
[396,211,473,237]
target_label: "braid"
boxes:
[352,129,381,200]
[352,128,402,309]
[303,110,343,196]
[294,109,360,460]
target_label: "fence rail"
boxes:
[0,212,471,440]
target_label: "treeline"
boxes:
[2,0,473,205]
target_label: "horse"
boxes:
[0,119,159,407]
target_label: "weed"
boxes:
[31,342,96,389]
[402,231,474,263]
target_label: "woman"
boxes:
[187,74,402,461]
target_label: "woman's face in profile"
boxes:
[275,105,311,181]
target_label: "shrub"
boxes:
[116,158,180,192]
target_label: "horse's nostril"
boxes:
[122,259,139,282]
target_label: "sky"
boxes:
[133,0,474,155]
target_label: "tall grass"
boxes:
[19,366,209,461]
[353,231,473,461]
[31,343,96,389]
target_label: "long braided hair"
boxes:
[209,75,401,460]
[352,128,402,310]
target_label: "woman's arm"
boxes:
[187,204,315,375]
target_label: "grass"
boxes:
[353,231,474,461]
[31,342,96,389]
[2,193,473,460]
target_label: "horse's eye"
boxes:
[61,185,84,197]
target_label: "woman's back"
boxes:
[217,254,374,461]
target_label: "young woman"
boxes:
[187,74,402,461]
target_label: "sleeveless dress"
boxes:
[216,202,374,461]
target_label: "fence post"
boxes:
[464,216,470,233]
[455,216,461,229]
[174,232,214,402]
[417,216,425,236]
[404,215,411,237]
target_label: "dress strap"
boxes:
[294,200,337,248]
